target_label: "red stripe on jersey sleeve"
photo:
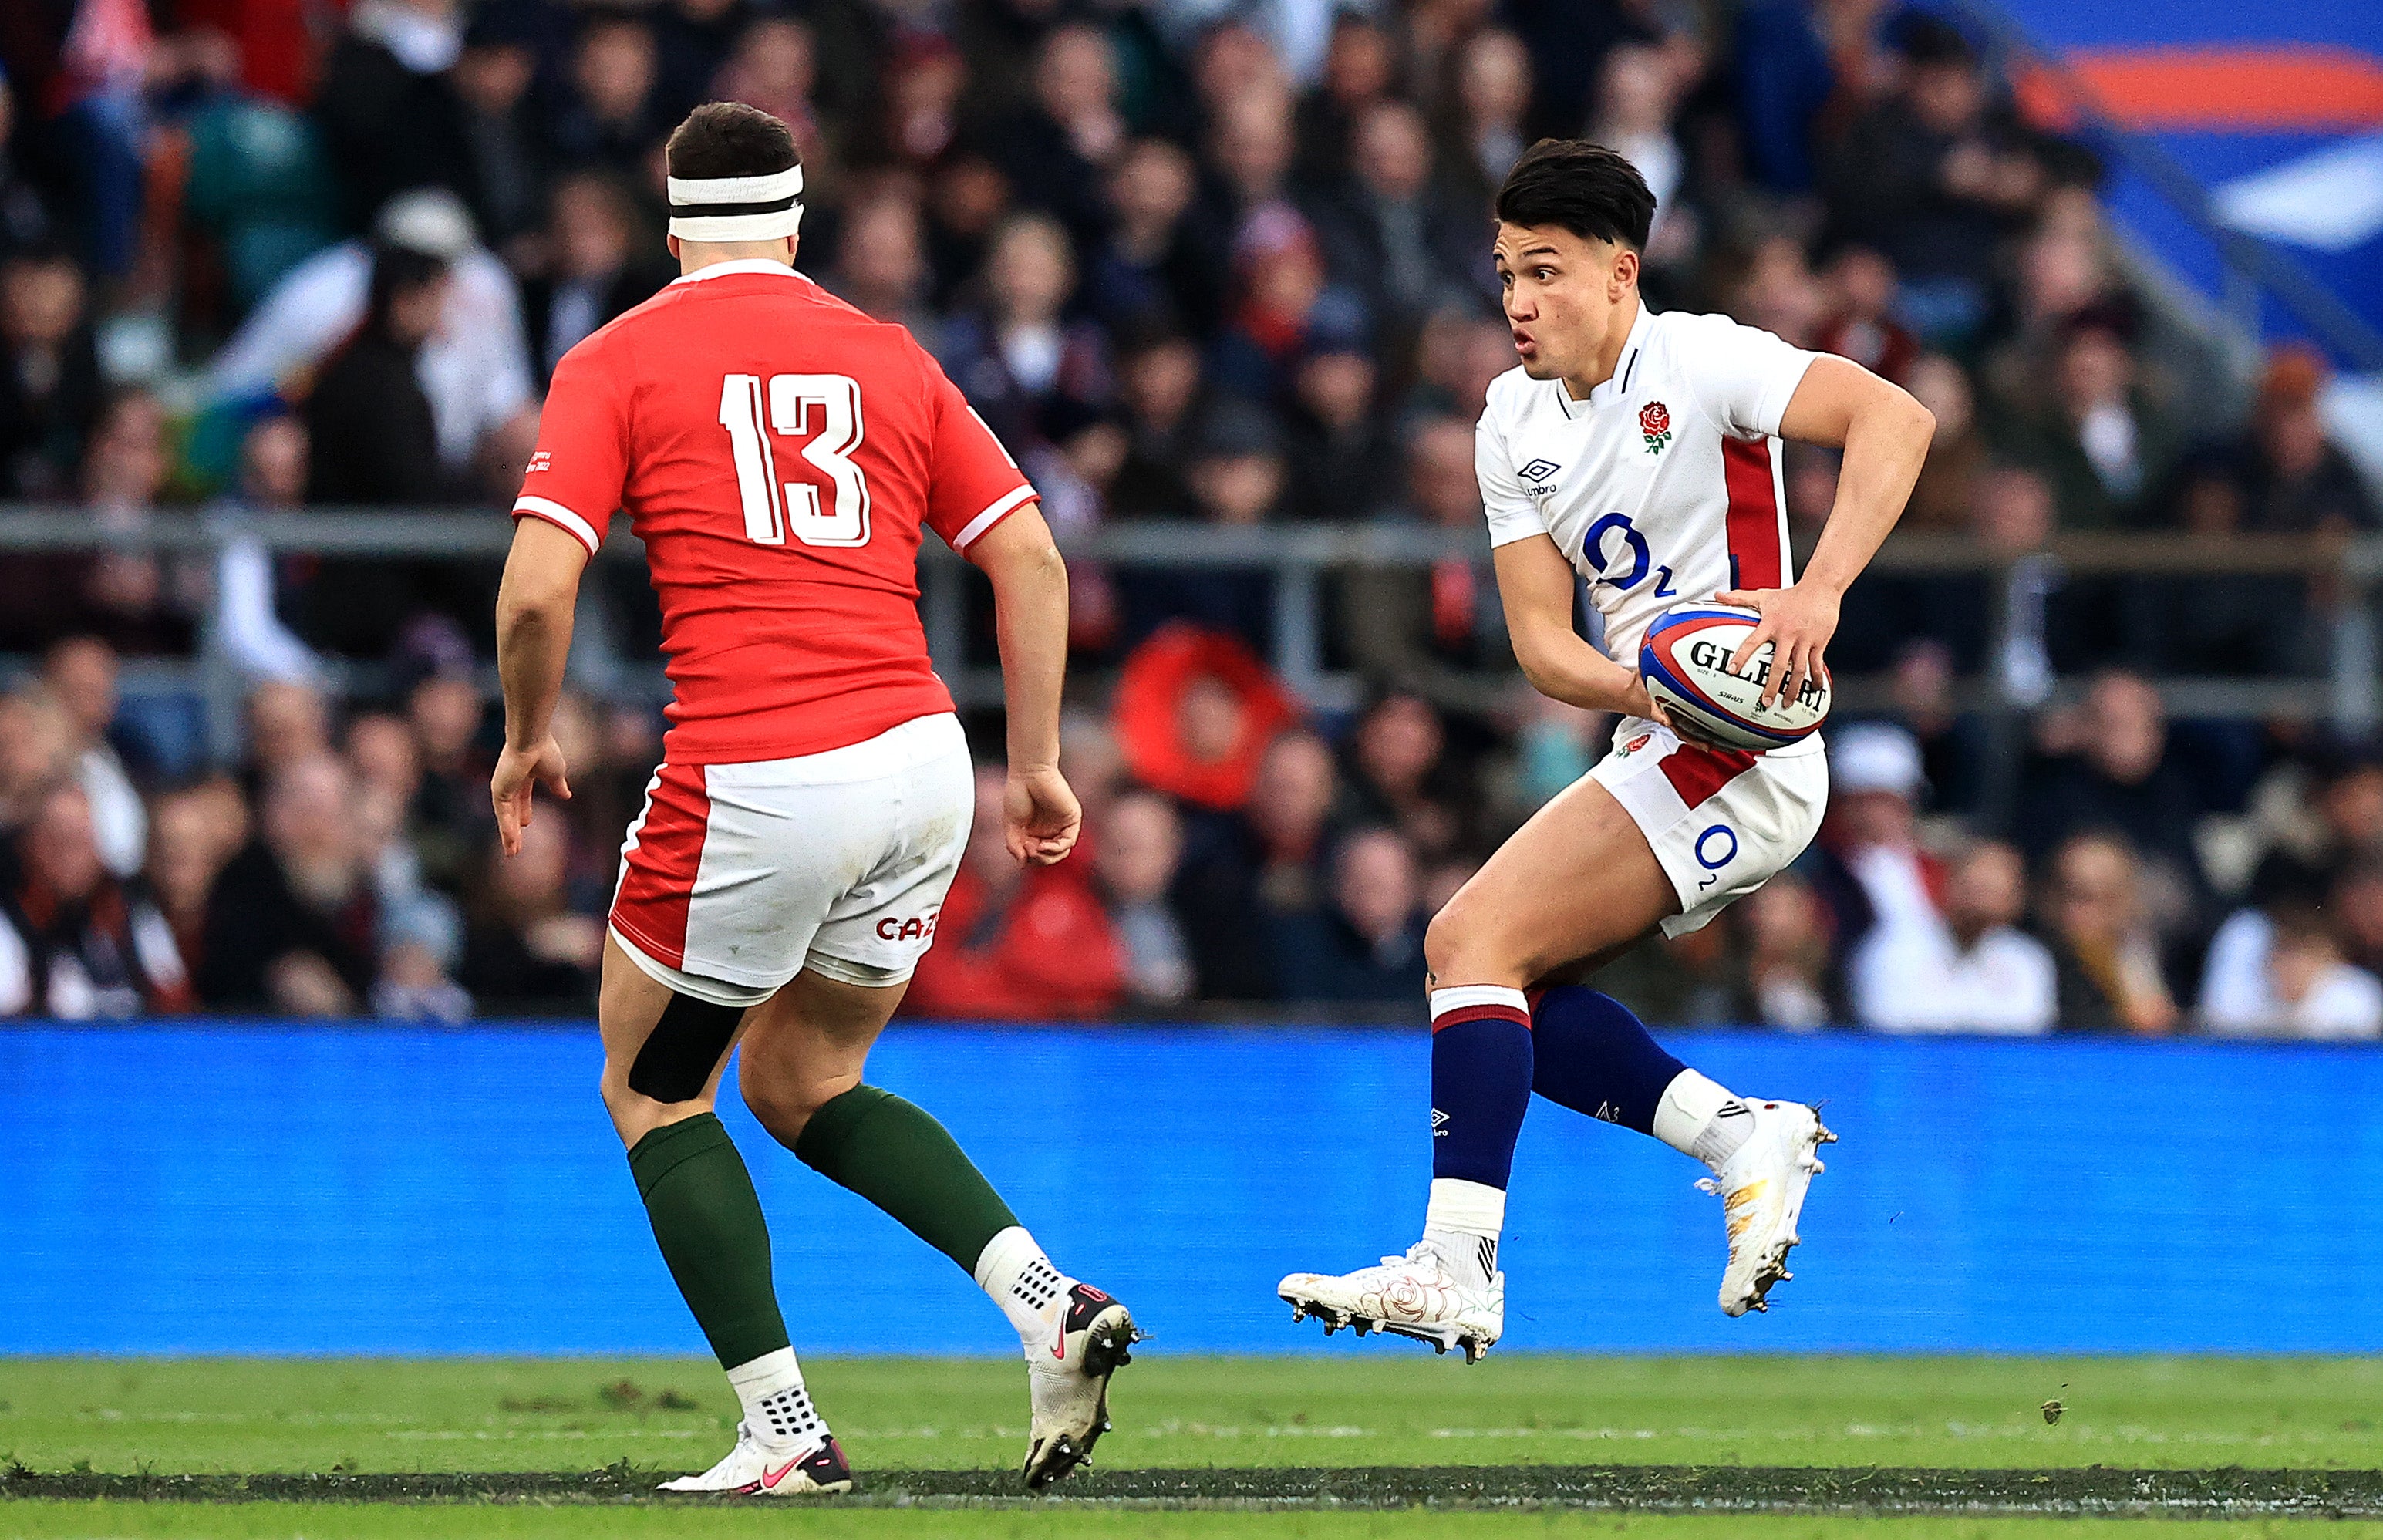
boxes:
[1659,740,1758,808]
[1722,436,1782,591]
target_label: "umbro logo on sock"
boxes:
[1430,1107,1450,1137]
[1478,1238,1498,1279]
[1716,1101,1751,1118]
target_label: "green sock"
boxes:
[793,1085,1019,1273]
[627,1113,790,1370]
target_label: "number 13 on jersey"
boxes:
[718,372,872,548]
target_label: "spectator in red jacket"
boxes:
[904,767,1123,1019]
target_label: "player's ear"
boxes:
[1610,245,1639,299]
[666,234,682,264]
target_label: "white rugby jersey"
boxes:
[1477,303,1818,669]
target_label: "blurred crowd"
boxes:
[0,0,2378,1029]
[9,623,2383,1038]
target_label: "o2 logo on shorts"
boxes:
[875,908,942,942]
[1693,824,1738,891]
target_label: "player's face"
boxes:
[1493,223,1638,385]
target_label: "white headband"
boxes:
[667,165,804,243]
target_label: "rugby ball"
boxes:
[1638,602,1830,753]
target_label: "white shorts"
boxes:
[608,712,974,1007]
[1587,718,1829,938]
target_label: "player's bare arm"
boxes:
[491,103,1135,1499]
[1493,534,1669,728]
[1283,142,1839,1358]
[1717,356,1935,706]
[966,503,1080,868]
[490,515,585,856]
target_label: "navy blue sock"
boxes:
[1529,986,1686,1134]
[1428,989,1535,1190]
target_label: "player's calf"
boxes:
[1530,986,1834,1315]
[781,1082,1141,1489]
[1278,986,1524,1364]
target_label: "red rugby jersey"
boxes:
[512,260,1036,763]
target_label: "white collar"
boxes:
[1555,300,1656,418]
[670,260,810,286]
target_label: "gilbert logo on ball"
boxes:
[1638,400,1671,455]
[1638,601,1831,753]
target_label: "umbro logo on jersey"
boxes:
[1431,1107,1450,1137]
[1518,458,1562,481]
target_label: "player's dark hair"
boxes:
[666,100,801,181]
[1494,139,1656,253]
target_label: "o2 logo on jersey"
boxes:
[1693,824,1737,890]
[1584,513,1677,598]
[718,372,872,548]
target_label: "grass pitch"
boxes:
[3,1356,2381,1536]
[4,1355,2377,1474]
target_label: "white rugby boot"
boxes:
[1278,1241,1505,1363]
[1022,1282,1141,1490]
[656,1422,853,1496]
[1700,1097,1835,1316]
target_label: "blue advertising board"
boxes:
[3,1024,2377,1355]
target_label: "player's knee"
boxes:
[599,1067,696,1147]
[1424,899,1476,983]
[1425,887,1532,987]
[736,1067,802,1137]
[738,1063,839,1141]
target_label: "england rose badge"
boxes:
[1639,400,1671,455]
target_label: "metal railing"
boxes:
[2,503,2375,734]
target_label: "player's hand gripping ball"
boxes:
[1639,601,1832,753]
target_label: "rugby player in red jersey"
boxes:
[490,103,1133,1495]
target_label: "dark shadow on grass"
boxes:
[6,1462,2383,1515]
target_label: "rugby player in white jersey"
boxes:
[1280,140,1934,1359]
